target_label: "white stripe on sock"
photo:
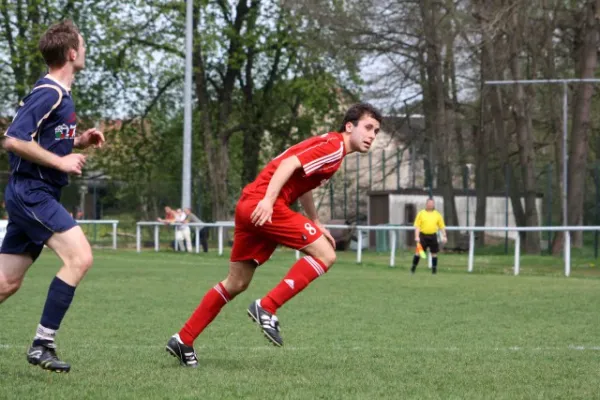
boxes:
[304,256,325,276]
[34,324,56,341]
[213,284,229,303]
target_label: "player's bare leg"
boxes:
[47,226,94,286]
[167,260,256,367]
[302,235,337,266]
[26,226,93,373]
[0,254,34,304]
[222,260,257,295]
[250,236,336,347]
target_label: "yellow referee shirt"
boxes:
[414,210,445,234]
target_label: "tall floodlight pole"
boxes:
[484,78,600,277]
[181,0,193,209]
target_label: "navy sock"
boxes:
[33,277,76,345]
[432,257,438,273]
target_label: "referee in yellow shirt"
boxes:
[411,199,447,274]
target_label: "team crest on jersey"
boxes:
[54,123,76,140]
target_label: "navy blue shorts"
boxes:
[0,176,76,261]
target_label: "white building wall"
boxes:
[388,194,543,240]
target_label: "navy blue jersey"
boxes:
[4,76,76,187]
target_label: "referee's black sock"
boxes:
[432,257,438,274]
[411,255,420,272]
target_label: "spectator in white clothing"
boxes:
[175,208,193,252]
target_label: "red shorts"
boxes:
[230,195,323,265]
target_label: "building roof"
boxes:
[368,188,544,198]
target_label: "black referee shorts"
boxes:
[420,233,439,253]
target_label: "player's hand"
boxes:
[78,128,105,149]
[441,236,448,244]
[251,198,273,226]
[58,153,87,175]
[415,237,420,242]
[315,221,336,249]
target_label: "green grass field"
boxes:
[1,249,599,399]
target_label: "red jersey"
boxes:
[242,132,347,205]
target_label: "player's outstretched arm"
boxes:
[3,137,86,175]
[251,156,302,226]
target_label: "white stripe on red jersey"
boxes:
[242,132,347,205]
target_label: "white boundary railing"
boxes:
[136,221,234,254]
[76,219,119,250]
[135,221,600,277]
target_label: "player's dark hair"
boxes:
[39,20,81,68]
[338,103,383,133]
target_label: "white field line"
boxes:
[1,344,600,352]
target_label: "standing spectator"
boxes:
[175,208,192,253]
[411,198,447,274]
[184,208,208,253]
[157,206,176,224]
[158,206,178,251]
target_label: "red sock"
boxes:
[261,256,328,314]
[179,282,231,346]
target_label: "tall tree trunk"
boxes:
[474,112,488,246]
[508,8,541,253]
[566,0,599,247]
[420,0,459,246]
[538,0,568,255]
[242,126,263,186]
[417,48,434,192]
[240,0,262,187]
[193,4,230,220]
[27,0,44,84]
[240,1,285,187]
[192,0,251,220]
[445,0,466,166]
[478,8,527,231]
[213,141,231,220]
[474,17,495,246]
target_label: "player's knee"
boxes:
[0,274,22,300]
[65,250,94,275]
[324,251,337,268]
[223,276,250,296]
[315,249,336,269]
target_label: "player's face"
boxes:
[347,115,380,153]
[73,34,86,71]
[426,200,435,211]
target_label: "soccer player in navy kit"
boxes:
[0,20,105,373]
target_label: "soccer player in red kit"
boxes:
[166,103,382,367]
